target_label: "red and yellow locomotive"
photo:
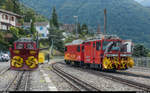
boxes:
[9,38,39,70]
[65,35,134,70]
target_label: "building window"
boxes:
[11,17,14,21]
[2,25,7,30]
[5,15,8,20]
[40,26,43,30]
[2,14,4,19]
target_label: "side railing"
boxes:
[133,57,150,68]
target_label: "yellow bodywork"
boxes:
[64,53,77,61]
[38,53,45,64]
[25,56,38,69]
[103,57,134,70]
[11,56,24,68]
[11,56,39,69]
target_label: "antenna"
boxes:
[104,8,107,35]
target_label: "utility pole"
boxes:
[73,16,79,38]
[49,34,56,57]
[36,31,39,48]
[50,39,54,56]
[104,8,107,35]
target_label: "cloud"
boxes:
[134,0,144,3]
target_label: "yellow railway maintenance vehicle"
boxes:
[38,52,45,64]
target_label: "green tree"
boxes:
[77,23,81,35]
[24,9,35,22]
[0,31,8,50]
[0,35,8,50]
[132,44,149,57]
[81,24,88,36]
[10,26,19,37]
[4,0,14,11]
[48,7,64,53]
[12,0,21,14]
[50,7,59,28]
[48,28,64,53]
[30,16,36,38]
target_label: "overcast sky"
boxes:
[134,0,144,3]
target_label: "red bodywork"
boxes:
[10,41,39,70]
[65,38,132,69]
[65,44,84,62]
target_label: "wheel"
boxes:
[99,64,103,71]
[65,60,68,64]
[66,60,71,65]
[80,61,84,67]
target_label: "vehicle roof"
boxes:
[65,34,120,46]
[65,39,84,46]
[14,38,36,43]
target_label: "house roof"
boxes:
[0,9,21,18]
[23,22,49,27]
[35,22,49,26]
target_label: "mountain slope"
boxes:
[20,0,150,47]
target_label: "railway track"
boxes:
[114,71,150,79]
[52,63,101,91]
[96,71,150,92]
[16,71,30,91]
[2,71,30,92]
[58,62,150,92]
[0,67,10,75]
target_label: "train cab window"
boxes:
[102,41,109,50]
[96,42,100,50]
[26,43,34,49]
[93,43,95,47]
[65,47,67,52]
[16,43,24,49]
[77,46,80,52]
[86,42,91,45]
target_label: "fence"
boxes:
[133,57,150,68]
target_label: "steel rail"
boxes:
[0,67,10,75]
[97,71,150,91]
[52,63,101,91]
[115,71,150,79]
[3,71,21,92]
[58,62,150,92]
[24,72,30,91]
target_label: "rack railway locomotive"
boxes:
[64,35,134,71]
[9,38,39,70]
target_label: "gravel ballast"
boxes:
[40,60,77,91]
[56,62,141,91]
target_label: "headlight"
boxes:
[30,51,36,55]
[13,50,20,54]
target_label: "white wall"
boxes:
[0,12,16,30]
[36,24,49,37]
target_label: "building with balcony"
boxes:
[0,9,21,31]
